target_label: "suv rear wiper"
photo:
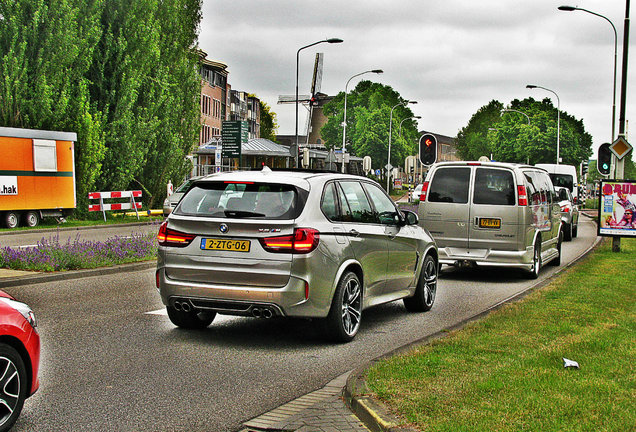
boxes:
[224,210,266,218]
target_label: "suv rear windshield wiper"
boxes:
[224,210,266,218]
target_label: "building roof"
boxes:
[195,138,292,157]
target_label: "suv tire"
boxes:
[404,254,438,312]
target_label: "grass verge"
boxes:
[366,238,635,431]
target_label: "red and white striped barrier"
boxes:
[89,190,142,220]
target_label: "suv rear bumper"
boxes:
[157,267,330,318]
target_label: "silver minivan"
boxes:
[417,162,562,278]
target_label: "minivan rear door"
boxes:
[468,167,522,253]
[420,166,472,250]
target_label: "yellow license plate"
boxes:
[478,218,501,229]
[200,238,250,252]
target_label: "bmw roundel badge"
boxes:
[219,223,229,234]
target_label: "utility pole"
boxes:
[614,0,630,252]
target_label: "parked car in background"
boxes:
[418,162,562,278]
[156,167,439,342]
[555,186,579,241]
[0,290,40,431]
[411,184,423,203]
[163,176,202,217]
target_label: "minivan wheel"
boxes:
[564,222,573,241]
[167,306,216,329]
[528,241,541,279]
[404,254,438,312]
[324,271,362,343]
[0,344,27,432]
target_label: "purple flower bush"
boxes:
[0,232,157,272]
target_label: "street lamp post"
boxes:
[527,84,561,164]
[559,5,618,143]
[341,69,383,173]
[387,100,417,192]
[295,38,343,168]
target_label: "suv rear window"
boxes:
[428,167,470,203]
[473,168,515,205]
[549,174,574,191]
[175,182,303,219]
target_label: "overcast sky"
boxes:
[199,0,634,155]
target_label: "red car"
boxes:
[0,290,40,432]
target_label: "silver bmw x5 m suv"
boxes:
[156,167,438,342]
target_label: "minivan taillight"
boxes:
[157,221,196,247]
[518,185,528,206]
[260,228,320,254]
[420,181,430,202]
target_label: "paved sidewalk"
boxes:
[239,372,372,432]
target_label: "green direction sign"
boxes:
[221,121,248,158]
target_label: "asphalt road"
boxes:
[4,218,597,432]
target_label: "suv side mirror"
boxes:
[402,210,419,226]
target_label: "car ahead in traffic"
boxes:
[156,167,439,342]
[0,290,40,432]
[162,176,202,217]
[535,163,579,204]
[411,184,423,203]
[555,186,579,241]
[418,161,562,278]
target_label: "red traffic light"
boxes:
[425,138,433,147]
[419,133,437,165]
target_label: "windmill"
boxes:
[278,53,326,147]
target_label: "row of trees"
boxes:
[321,81,419,174]
[0,0,203,214]
[456,98,593,166]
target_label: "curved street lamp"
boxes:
[398,115,421,136]
[341,69,383,172]
[387,100,417,191]
[527,84,561,164]
[500,108,530,125]
[559,5,617,142]
[295,38,343,167]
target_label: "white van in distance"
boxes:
[535,164,579,204]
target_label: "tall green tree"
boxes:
[456,100,504,160]
[0,0,106,214]
[258,99,279,142]
[322,81,418,172]
[0,0,203,212]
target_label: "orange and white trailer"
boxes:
[0,126,77,228]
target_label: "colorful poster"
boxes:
[598,180,636,237]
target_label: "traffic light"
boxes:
[597,143,611,176]
[419,133,437,166]
[310,95,319,106]
[581,160,588,176]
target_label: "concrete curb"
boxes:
[0,261,157,288]
[344,225,604,432]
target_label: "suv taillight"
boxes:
[260,228,320,254]
[157,221,195,247]
[420,181,430,202]
[518,185,528,206]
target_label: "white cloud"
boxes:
[200,0,634,151]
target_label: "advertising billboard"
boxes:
[598,179,636,237]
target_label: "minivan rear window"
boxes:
[428,167,470,204]
[473,168,515,205]
[175,182,303,219]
